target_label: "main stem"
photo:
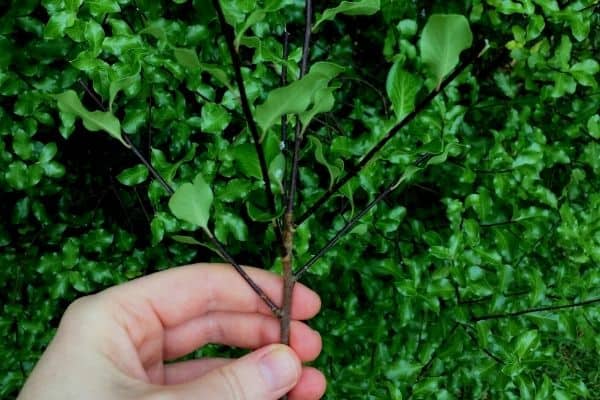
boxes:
[280,0,313,349]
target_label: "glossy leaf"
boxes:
[419,14,473,87]
[168,173,213,228]
[314,0,380,30]
[54,90,128,147]
[255,62,344,132]
[386,62,421,120]
[117,164,148,186]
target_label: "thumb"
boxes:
[172,344,302,400]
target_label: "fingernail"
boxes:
[259,346,298,392]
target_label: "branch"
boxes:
[294,175,406,279]
[280,0,313,349]
[212,0,278,219]
[78,80,281,316]
[472,297,600,322]
[78,80,173,195]
[406,323,459,399]
[203,228,282,317]
[296,42,489,225]
[460,324,504,364]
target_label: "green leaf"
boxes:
[117,164,148,186]
[171,235,202,245]
[386,62,421,120]
[44,11,76,39]
[309,135,342,189]
[234,10,266,50]
[173,47,201,69]
[109,62,141,111]
[419,14,473,87]
[87,0,121,16]
[168,173,213,228]
[514,330,539,359]
[587,115,600,139]
[299,86,338,133]
[215,212,249,244]
[231,143,261,179]
[200,103,231,134]
[314,0,381,31]
[570,59,599,87]
[54,90,128,148]
[255,62,344,132]
[174,48,232,90]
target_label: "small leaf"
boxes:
[87,0,121,16]
[314,0,380,30]
[587,115,600,139]
[386,62,421,120]
[308,136,342,189]
[171,235,202,245]
[255,62,344,132]
[234,10,266,50]
[200,103,231,134]
[419,14,473,87]
[117,164,148,186]
[54,90,128,147]
[299,86,338,133]
[109,63,141,111]
[168,173,213,228]
[570,59,599,87]
[174,47,201,69]
[514,330,539,359]
[44,11,76,39]
[232,143,261,179]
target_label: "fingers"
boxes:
[103,264,321,328]
[164,312,322,361]
[164,358,230,384]
[164,344,302,400]
[165,358,327,399]
[288,367,327,400]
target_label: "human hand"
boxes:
[18,263,326,400]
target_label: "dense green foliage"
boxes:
[1,0,599,398]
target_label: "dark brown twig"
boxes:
[77,79,281,315]
[472,297,600,322]
[212,0,278,220]
[295,176,408,279]
[297,42,488,225]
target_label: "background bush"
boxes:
[1,0,599,398]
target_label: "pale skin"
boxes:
[18,264,327,400]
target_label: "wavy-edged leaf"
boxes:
[255,62,344,132]
[168,173,213,228]
[54,90,128,147]
[419,14,473,87]
[314,0,380,31]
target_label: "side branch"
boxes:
[212,0,278,219]
[471,297,600,322]
[294,176,406,279]
[296,42,488,225]
[78,80,281,316]
[405,323,459,399]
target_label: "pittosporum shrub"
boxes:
[1,0,599,398]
